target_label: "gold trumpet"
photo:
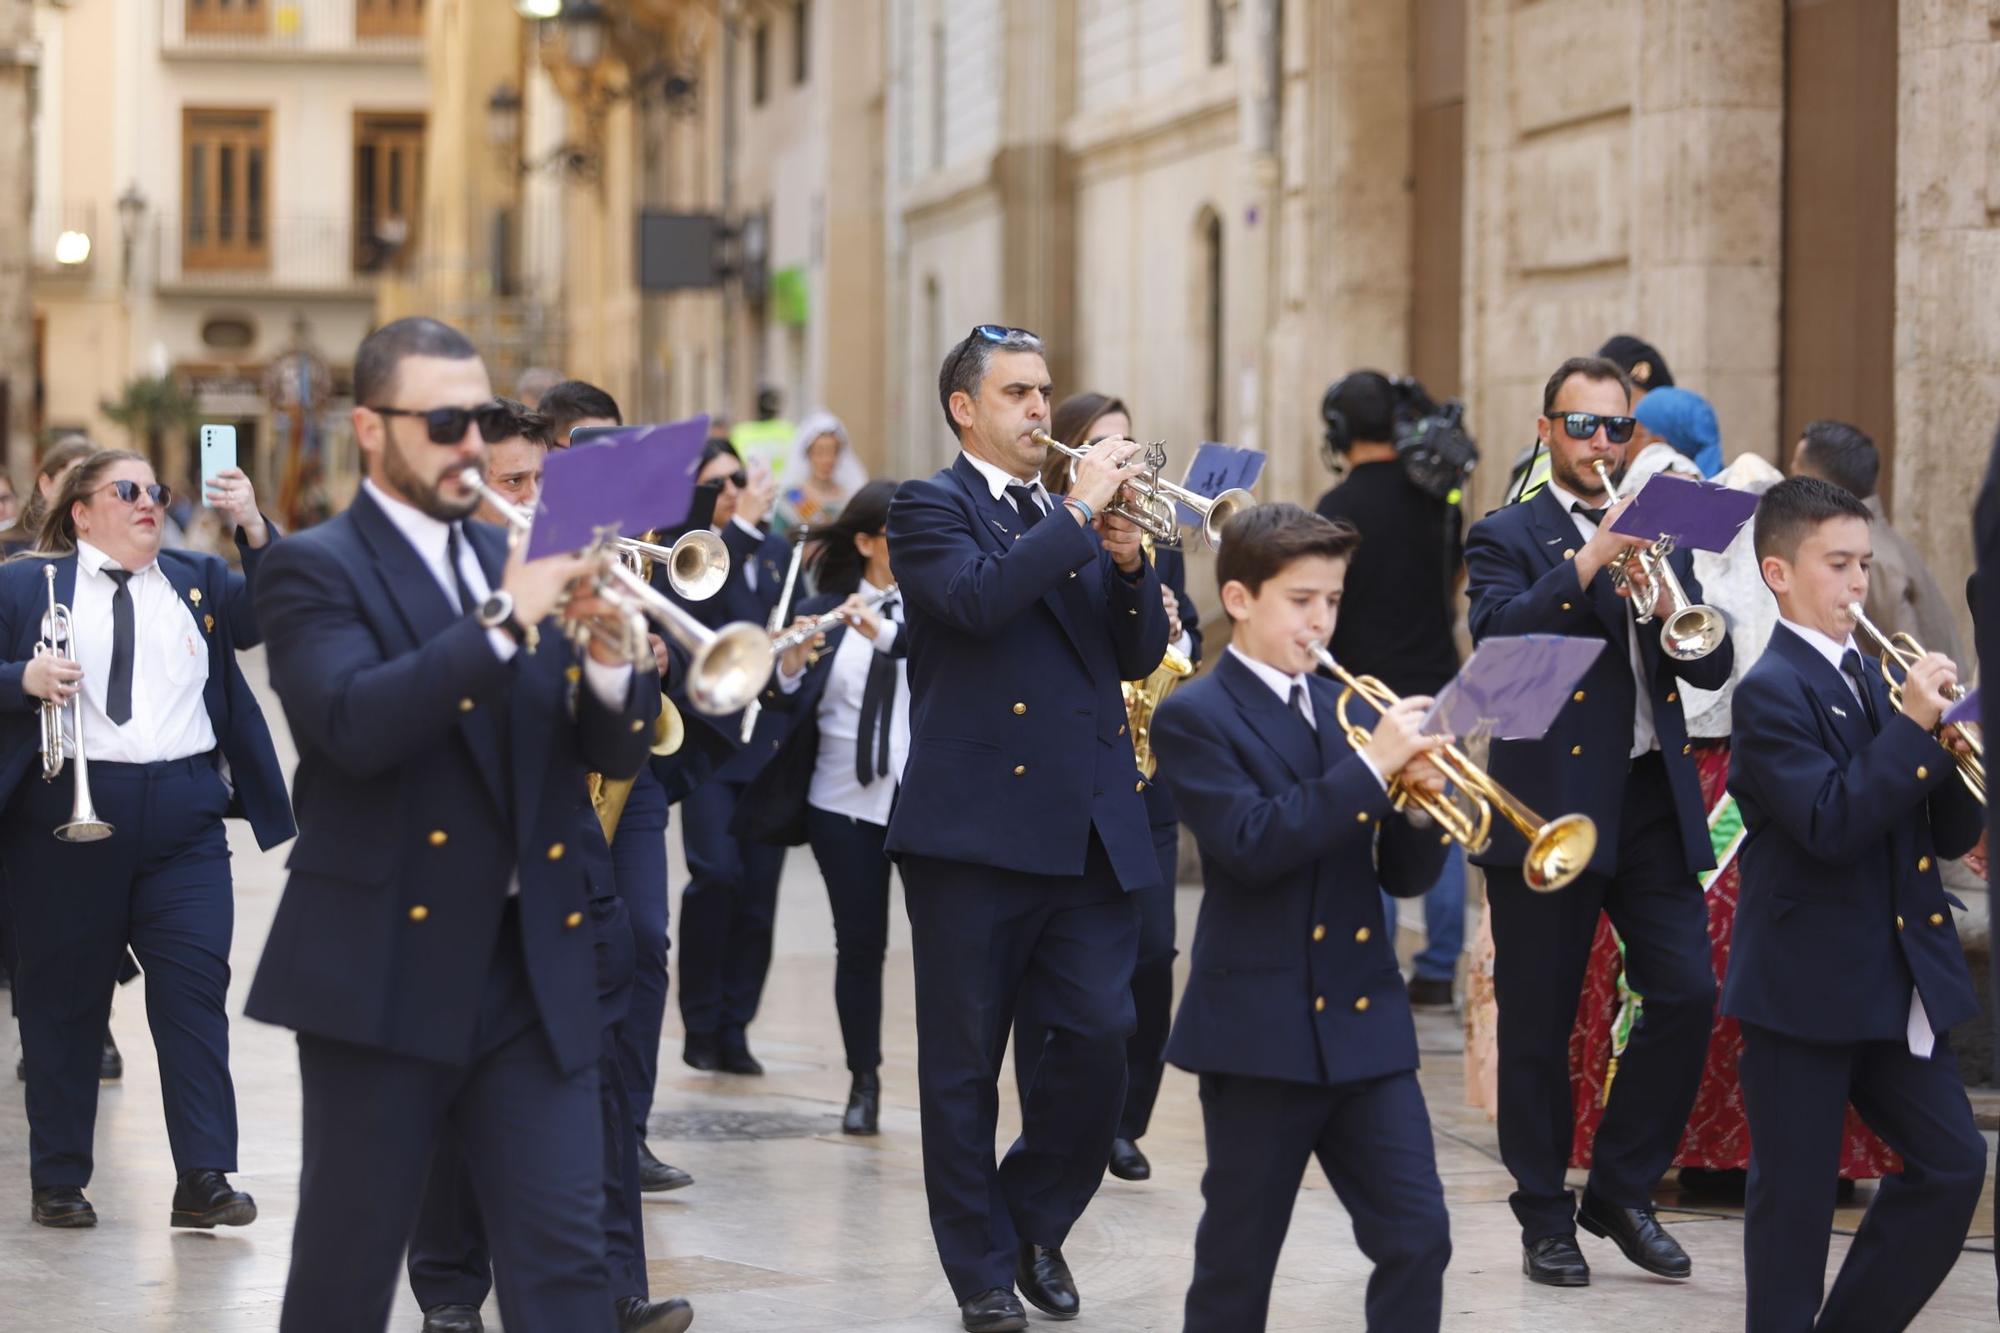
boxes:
[1312,643,1595,892]
[1590,459,1728,661]
[35,565,113,842]
[1029,430,1255,549]
[1847,601,1985,804]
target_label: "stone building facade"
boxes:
[0,0,33,489]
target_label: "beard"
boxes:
[383,435,478,522]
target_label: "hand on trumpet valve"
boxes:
[1066,436,1151,517]
[559,582,634,667]
[647,633,673,680]
[25,652,83,705]
[1362,694,1449,784]
[1576,491,1649,586]
[836,592,887,642]
[1896,651,1959,733]
[779,615,825,678]
[1160,584,1183,642]
[501,541,594,628]
[1097,509,1146,572]
[1402,753,1451,799]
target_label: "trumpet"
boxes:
[770,583,900,654]
[1029,430,1255,549]
[1847,601,1985,804]
[459,469,776,716]
[1312,643,1594,892]
[1591,459,1727,661]
[35,565,113,842]
[614,529,731,603]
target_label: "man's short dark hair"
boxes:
[1321,370,1400,451]
[353,317,480,407]
[1796,419,1880,500]
[1753,475,1872,564]
[937,327,1046,439]
[1216,503,1362,615]
[488,397,553,449]
[537,380,623,440]
[1542,356,1632,417]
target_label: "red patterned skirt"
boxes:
[1566,740,1900,1176]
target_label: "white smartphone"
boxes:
[199,424,238,504]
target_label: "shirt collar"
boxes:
[1227,643,1310,705]
[959,450,1048,504]
[1545,476,1597,518]
[364,477,455,564]
[75,539,156,580]
[1778,616,1859,672]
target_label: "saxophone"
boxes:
[1123,534,1195,779]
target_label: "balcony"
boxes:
[150,215,415,300]
[161,0,423,61]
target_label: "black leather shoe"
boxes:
[101,1030,122,1082]
[615,1294,694,1333]
[1406,975,1456,1010]
[1015,1242,1080,1319]
[419,1305,483,1333]
[1107,1137,1150,1181]
[636,1140,694,1192]
[716,1040,763,1076]
[1576,1191,1691,1278]
[842,1071,880,1135]
[31,1186,97,1228]
[959,1287,1027,1333]
[1522,1235,1590,1286]
[170,1169,256,1229]
[682,1032,719,1071]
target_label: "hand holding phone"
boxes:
[199,425,238,503]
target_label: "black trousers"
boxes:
[901,835,1139,1301]
[1486,753,1716,1241]
[805,805,893,1074]
[1738,1022,1986,1333]
[612,767,671,1134]
[677,777,785,1044]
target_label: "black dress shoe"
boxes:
[31,1186,97,1228]
[842,1071,880,1135]
[1106,1137,1150,1181]
[1522,1234,1589,1286]
[636,1140,694,1192]
[958,1287,1027,1333]
[420,1305,484,1333]
[615,1293,694,1333]
[716,1042,763,1076]
[101,1030,122,1082]
[1015,1242,1080,1320]
[682,1032,719,1071]
[1406,975,1456,1010]
[1576,1191,1691,1278]
[170,1169,257,1229]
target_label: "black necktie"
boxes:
[445,523,478,614]
[1841,648,1881,733]
[1572,501,1609,526]
[855,597,900,786]
[104,568,134,726]
[1006,484,1044,531]
[1288,682,1316,735]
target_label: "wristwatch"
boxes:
[477,590,527,644]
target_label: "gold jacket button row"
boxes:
[408,905,430,922]
[565,911,584,929]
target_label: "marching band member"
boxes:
[0,448,290,1228]
[887,325,1166,1332]
[1152,503,1452,1332]
[1463,354,1733,1287]
[1725,476,1987,1331]
[247,317,657,1332]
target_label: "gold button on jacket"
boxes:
[1313,996,1326,1013]
[1311,924,1326,942]
[547,843,566,861]
[1929,912,1945,926]
[427,830,448,847]
[565,911,584,929]
[1354,926,1371,943]
[408,905,430,922]
[1353,996,1370,1013]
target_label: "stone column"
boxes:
[0,0,34,485]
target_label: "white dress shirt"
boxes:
[1229,644,1387,790]
[960,451,1053,514]
[803,579,911,827]
[1547,479,1659,759]
[61,540,216,764]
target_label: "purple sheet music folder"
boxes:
[1607,473,1759,553]
[523,414,710,560]
[1944,686,1980,729]
[1173,443,1266,530]
[1422,635,1606,740]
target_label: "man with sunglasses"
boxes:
[1464,355,1735,1290]
[886,324,1167,1332]
[246,317,660,1333]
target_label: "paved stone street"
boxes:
[0,651,1993,1331]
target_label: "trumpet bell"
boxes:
[1523,814,1596,893]
[668,530,731,602]
[687,622,777,717]
[1662,606,1728,662]
[1200,487,1257,549]
[57,814,114,844]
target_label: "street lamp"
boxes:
[115,184,147,289]
[486,84,524,151]
[512,0,560,17]
[560,0,608,70]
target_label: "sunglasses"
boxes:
[369,401,515,445]
[943,324,1040,393]
[95,480,172,507]
[701,470,748,490]
[1549,411,1637,445]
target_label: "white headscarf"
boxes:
[782,411,869,497]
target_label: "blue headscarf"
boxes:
[1634,386,1723,478]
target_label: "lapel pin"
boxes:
[1830,705,1849,719]
[203,614,215,634]
[188,588,202,605]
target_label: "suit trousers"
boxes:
[3,756,238,1187]
[281,902,613,1333]
[805,805,893,1074]
[677,777,785,1044]
[1184,1069,1451,1332]
[902,834,1139,1301]
[612,766,671,1134]
[1487,753,1716,1241]
[1738,1022,1986,1333]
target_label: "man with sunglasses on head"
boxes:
[246,317,660,1333]
[1464,354,1734,1291]
[886,324,1167,1332]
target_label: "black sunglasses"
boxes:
[368,401,515,445]
[943,324,1040,392]
[1549,411,1637,445]
[94,480,172,507]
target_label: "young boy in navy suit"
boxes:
[1726,476,1987,1332]
[1152,503,1454,1332]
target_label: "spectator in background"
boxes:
[515,367,564,410]
[775,412,868,532]
[1628,386,1724,483]
[1597,333,1674,410]
[14,437,98,551]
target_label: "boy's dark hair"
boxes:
[1215,503,1361,615]
[1541,355,1632,416]
[1753,475,1872,564]
[538,379,624,441]
[353,317,480,407]
[1796,418,1880,500]
[489,397,553,448]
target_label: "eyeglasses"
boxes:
[1548,412,1637,445]
[943,324,1040,395]
[368,401,515,445]
[701,469,748,490]
[94,480,172,507]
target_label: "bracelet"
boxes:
[1063,497,1094,523]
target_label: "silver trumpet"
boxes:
[1029,430,1256,549]
[459,469,776,716]
[1590,459,1727,661]
[770,583,900,654]
[35,565,113,842]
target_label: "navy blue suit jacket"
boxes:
[886,454,1170,890]
[1153,654,1448,1085]
[244,489,657,1074]
[0,543,294,849]
[1722,623,1983,1044]
[1464,486,1734,878]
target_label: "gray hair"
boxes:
[937,327,1045,438]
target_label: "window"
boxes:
[185,0,265,36]
[1198,208,1224,441]
[356,0,423,39]
[751,22,769,106]
[354,112,426,273]
[1208,0,1228,66]
[182,108,271,271]
[793,0,811,85]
